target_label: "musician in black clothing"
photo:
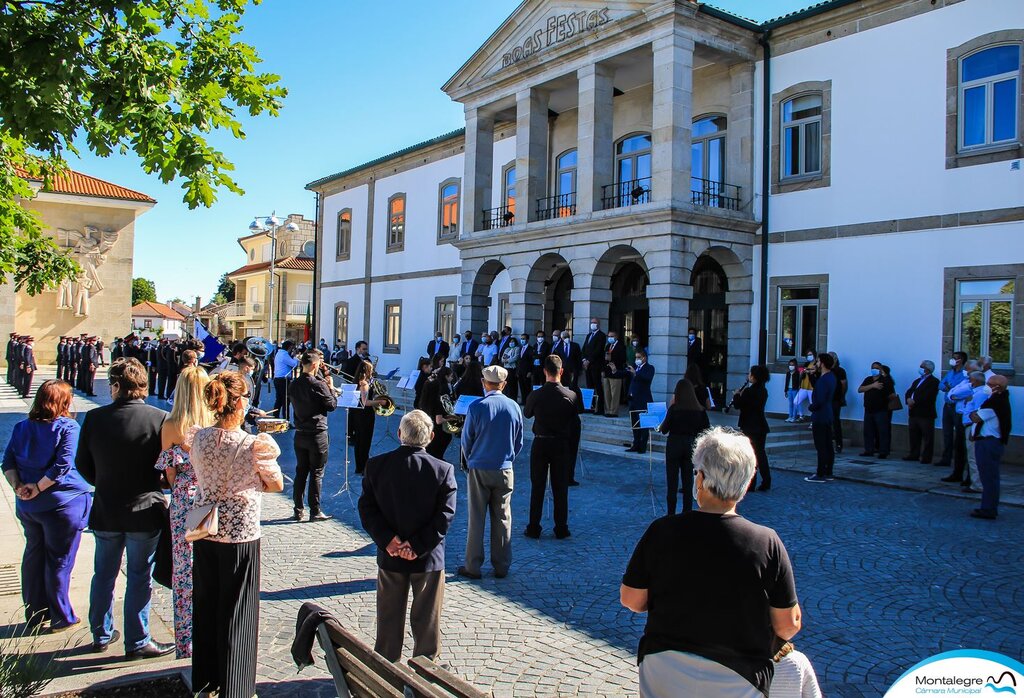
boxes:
[289,350,338,522]
[412,357,432,410]
[733,365,771,491]
[66,338,79,389]
[523,355,580,540]
[343,341,369,380]
[426,333,449,361]
[145,340,159,396]
[421,367,456,460]
[349,358,386,475]
[659,378,710,514]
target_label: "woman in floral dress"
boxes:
[155,366,213,659]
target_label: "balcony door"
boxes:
[691,115,726,207]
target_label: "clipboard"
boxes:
[453,395,481,416]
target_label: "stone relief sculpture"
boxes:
[56,225,119,317]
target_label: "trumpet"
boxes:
[439,393,463,435]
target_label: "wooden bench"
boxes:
[313,619,490,698]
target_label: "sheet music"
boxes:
[453,395,482,416]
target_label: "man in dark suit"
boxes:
[626,350,655,453]
[357,410,457,662]
[581,318,607,413]
[76,358,173,658]
[558,331,583,389]
[686,327,703,370]
[601,331,627,417]
[19,337,37,398]
[520,330,551,402]
[80,337,100,397]
[457,331,479,362]
[66,337,79,390]
[55,337,66,382]
[426,333,450,361]
[142,339,158,395]
[343,340,369,380]
[156,338,171,400]
[5,332,16,385]
[904,359,940,464]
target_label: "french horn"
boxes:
[439,393,463,435]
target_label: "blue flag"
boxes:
[194,320,226,364]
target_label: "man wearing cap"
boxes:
[19,337,37,398]
[54,337,65,382]
[5,332,17,385]
[80,337,99,397]
[457,364,523,580]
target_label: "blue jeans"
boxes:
[975,437,1004,514]
[89,529,160,651]
[787,389,800,420]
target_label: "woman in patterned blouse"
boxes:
[189,371,283,698]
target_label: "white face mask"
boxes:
[632,341,639,347]
[949,358,957,367]
[806,355,814,362]
[590,323,598,331]
[561,334,570,341]
[536,337,544,344]
[635,359,643,367]
[788,365,796,372]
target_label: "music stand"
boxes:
[373,374,402,448]
[333,385,362,506]
[633,410,662,515]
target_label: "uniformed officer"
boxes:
[80,337,99,396]
[19,336,37,398]
[6,332,18,385]
[55,337,66,381]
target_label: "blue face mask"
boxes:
[918,368,927,376]
[871,368,880,376]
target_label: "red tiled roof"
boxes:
[227,256,315,277]
[16,166,156,204]
[131,301,185,321]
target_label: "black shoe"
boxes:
[960,479,972,488]
[940,476,960,483]
[934,461,949,467]
[523,527,541,539]
[293,509,304,522]
[622,442,633,447]
[494,570,508,579]
[126,640,175,660]
[877,453,888,459]
[756,483,771,491]
[568,480,580,487]
[554,528,571,539]
[804,475,828,483]
[901,456,918,461]
[834,445,843,454]
[858,452,875,457]
[310,512,332,522]
[635,448,648,455]
[91,630,120,653]
[457,566,481,580]
[624,447,637,453]
[970,509,997,520]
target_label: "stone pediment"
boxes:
[443,0,655,98]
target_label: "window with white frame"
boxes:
[778,288,820,358]
[336,209,352,260]
[387,194,405,252]
[384,301,401,353]
[335,302,348,346]
[438,180,459,241]
[956,279,1014,367]
[435,297,456,341]
[959,44,1021,151]
[782,94,822,178]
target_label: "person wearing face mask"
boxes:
[857,362,895,458]
[624,337,641,399]
[784,359,802,422]
[945,368,989,491]
[902,360,939,464]
[793,352,817,422]
[581,319,607,414]
[626,351,655,453]
[686,327,703,371]
[828,352,847,453]
[734,365,771,490]
[458,332,479,362]
[516,333,532,401]
[937,352,968,472]
[426,333,449,361]
[520,331,551,400]
[558,331,583,389]
[967,375,1010,520]
[496,327,520,402]
[602,332,627,418]
[478,333,499,366]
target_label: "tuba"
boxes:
[245,336,273,377]
[369,355,396,417]
[439,393,463,435]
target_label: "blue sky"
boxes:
[64,0,813,304]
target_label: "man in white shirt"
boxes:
[273,340,300,420]
[948,371,990,492]
[968,375,1010,520]
[478,333,499,366]
[978,355,996,381]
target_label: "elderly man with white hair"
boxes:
[621,427,802,698]
[358,410,458,662]
[947,370,991,491]
[903,359,940,464]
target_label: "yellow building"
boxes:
[0,168,155,365]
[224,213,315,342]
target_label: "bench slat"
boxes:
[409,657,491,698]
[335,647,406,698]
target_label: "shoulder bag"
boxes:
[184,432,253,542]
[887,392,903,412]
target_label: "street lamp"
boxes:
[248,212,299,342]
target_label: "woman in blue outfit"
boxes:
[2,380,92,632]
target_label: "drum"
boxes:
[255,418,290,434]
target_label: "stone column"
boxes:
[651,32,694,205]
[462,106,494,235]
[577,63,614,214]
[515,88,550,223]
[459,266,490,335]
[646,242,692,401]
[727,62,755,208]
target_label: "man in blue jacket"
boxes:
[458,365,523,580]
[805,353,836,483]
[626,350,655,454]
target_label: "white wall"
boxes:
[321,183,370,283]
[367,275,461,375]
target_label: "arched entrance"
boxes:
[546,266,574,332]
[609,262,650,343]
[467,259,507,335]
[690,255,728,406]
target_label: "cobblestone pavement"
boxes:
[2,374,1021,697]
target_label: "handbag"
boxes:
[887,393,903,411]
[184,502,218,542]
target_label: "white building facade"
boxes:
[310,0,1024,450]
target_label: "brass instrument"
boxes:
[245,336,274,378]
[368,355,396,417]
[439,393,463,435]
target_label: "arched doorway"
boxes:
[468,259,506,335]
[690,256,728,406]
[545,266,574,332]
[609,262,649,343]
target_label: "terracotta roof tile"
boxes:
[226,256,315,277]
[16,167,156,204]
[130,301,185,321]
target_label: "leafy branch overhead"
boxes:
[0,0,286,293]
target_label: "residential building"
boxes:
[130,301,186,337]
[309,0,1024,452]
[224,213,316,342]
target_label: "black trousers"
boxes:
[192,539,260,698]
[273,377,291,419]
[631,426,650,452]
[349,408,375,474]
[812,422,835,478]
[167,370,179,397]
[568,418,581,482]
[832,404,844,448]
[426,427,452,461]
[157,371,170,399]
[67,366,76,389]
[518,371,533,404]
[939,402,960,467]
[293,431,328,514]
[747,432,770,488]
[502,368,518,402]
[585,364,604,414]
[948,421,969,480]
[907,415,935,463]
[21,370,33,398]
[148,368,158,395]
[527,438,570,534]
[82,367,95,395]
[863,411,892,456]
[665,435,696,515]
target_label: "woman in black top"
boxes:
[349,360,385,474]
[659,379,711,514]
[684,363,712,410]
[733,365,771,491]
[422,367,455,461]
[454,360,484,398]
[288,350,337,520]
[858,362,896,458]
[412,357,431,410]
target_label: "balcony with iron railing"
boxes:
[690,177,742,211]
[481,205,516,231]
[601,177,652,210]
[536,193,577,221]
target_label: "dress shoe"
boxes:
[858,452,875,457]
[493,570,509,579]
[48,619,81,634]
[568,480,580,487]
[960,479,972,488]
[91,630,120,653]
[901,455,918,461]
[635,448,649,455]
[554,528,571,539]
[970,509,997,520]
[877,453,888,459]
[622,441,633,447]
[456,566,481,580]
[835,445,843,454]
[293,509,304,522]
[126,640,175,660]
[940,475,960,483]
[523,526,541,539]
[756,483,771,492]
[309,512,333,522]
[624,447,637,452]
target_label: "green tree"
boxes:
[132,277,157,305]
[0,0,286,295]
[214,272,236,303]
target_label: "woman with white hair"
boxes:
[621,427,802,698]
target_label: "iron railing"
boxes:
[481,205,516,231]
[601,177,652,210]
[536,193,576,221]
[691,178,742,211]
